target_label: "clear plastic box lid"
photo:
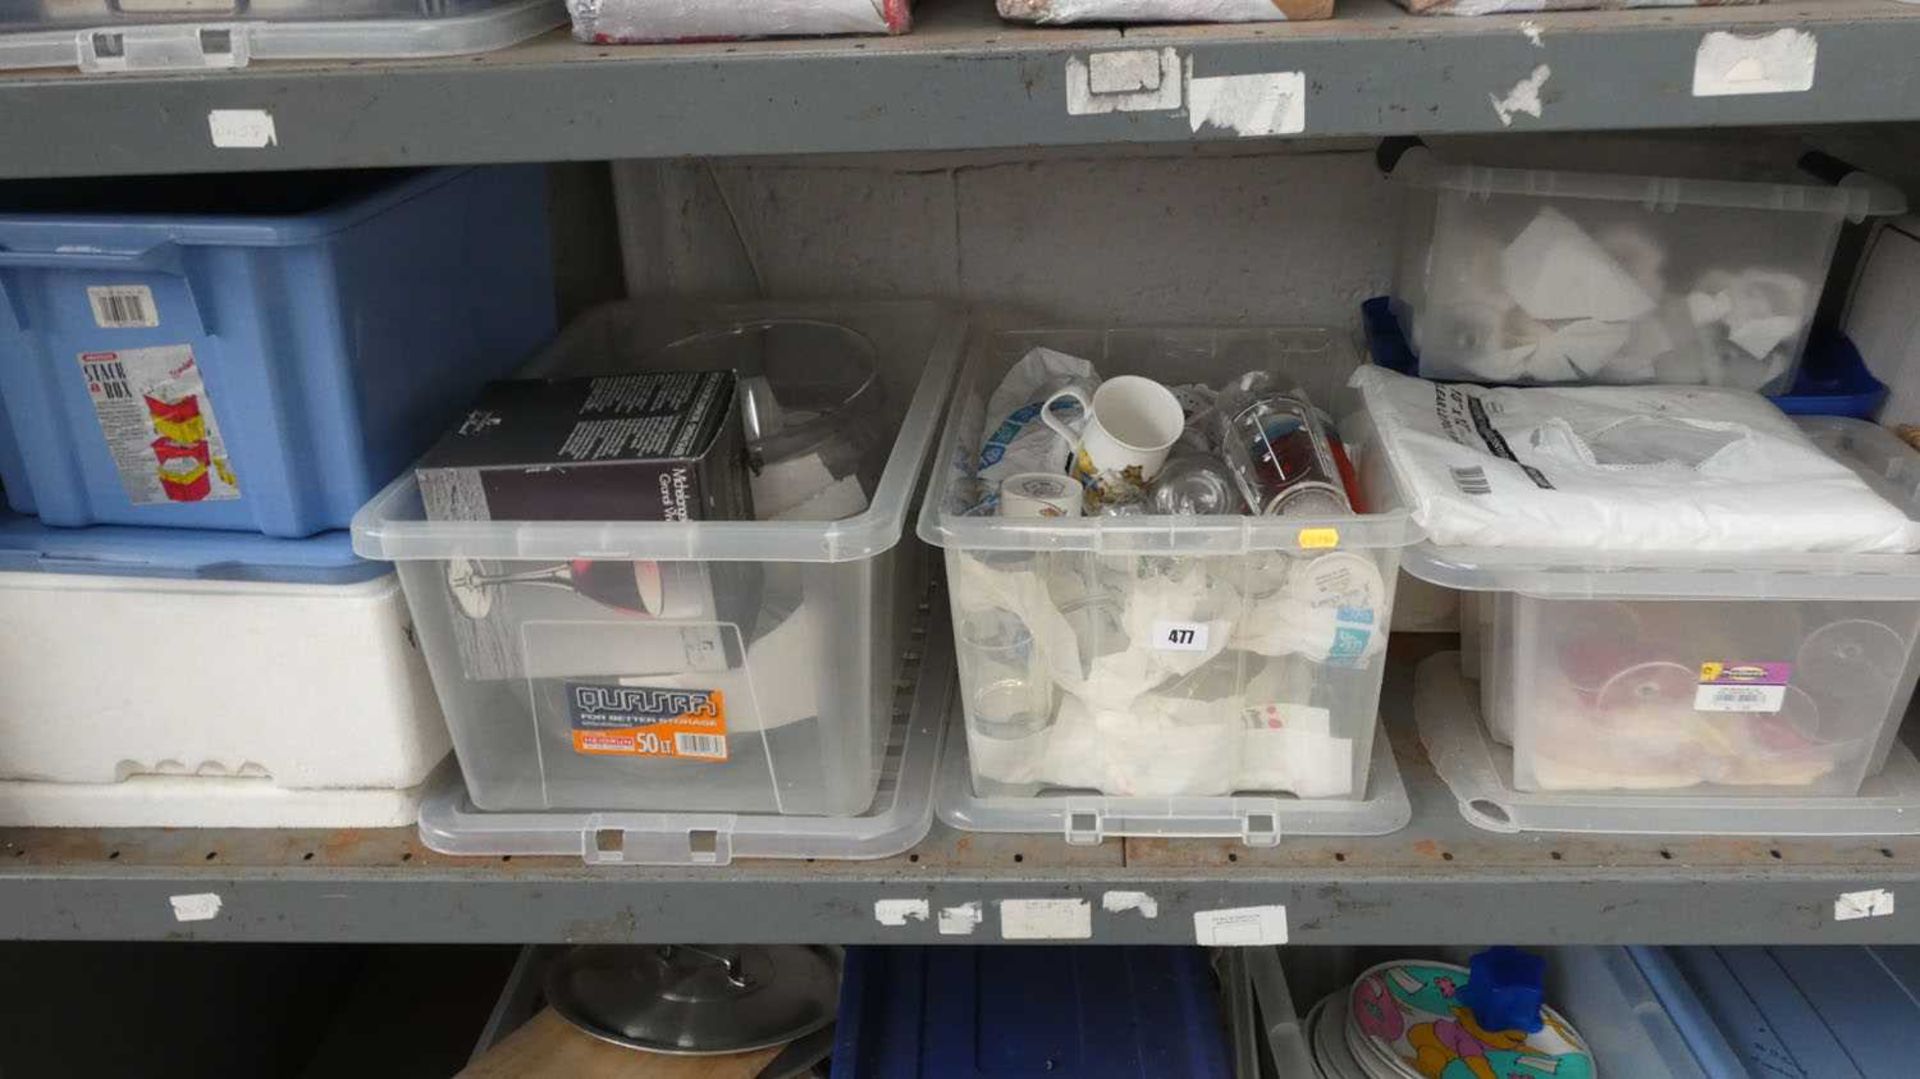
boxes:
[0,513,383,584]
[1395,147,1907,225]
[415,611,951,865]
[1400,418,1920,601]
[353,300,966,565]
[917,325,1423,557]
[0,0,563,73]
[936,709,1411,846]
[1415,651,1920,836]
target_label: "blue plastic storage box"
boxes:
[1631,945,1920,1079]
[831,946,1231,1079]
[0,513,382,585]
[0,166,554,536]
[1360,296,1888,419]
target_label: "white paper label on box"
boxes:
[1693,30,1817,97]
[1000,898,1094,940]
[1193,904,1288,946]
[169,893,223,922]
[207,109,278,149]
[1186,71,1306,137]
[1835,888,1895,921]
[1153,620,1210,652]
[79,344,241,506]
[86,285,158,329]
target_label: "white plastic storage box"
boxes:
[1405,417,1920,804]
[0,516,449,828]
[0,0,563,73]
[917,327,1421,816]
[1246,945,1707,1079]
[1391,147,1904,394]
[353,300,964,817]
[0,166,554,537]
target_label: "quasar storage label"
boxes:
[566,682,727,761]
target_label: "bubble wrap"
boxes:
[569,0,910,41]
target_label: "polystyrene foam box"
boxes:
[0,563,447,795]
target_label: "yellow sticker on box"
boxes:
[1297,527,1340,550]
[565,682,727,761]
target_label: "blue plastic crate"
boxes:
[832,946,1232,1079]
[1631,945,1920,1079]
[1360,297,1887,419]
[0,166,554,536]
[0,513,381,585]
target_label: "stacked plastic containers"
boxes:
[354,301,964,865]
[1409,418,1920,835]
[920,327,1422,847]
[0,166,556,826]
[0,0,563,74]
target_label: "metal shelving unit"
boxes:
[4,638,1915,944]
[3,0,1919,950]
[0,0,1917,178]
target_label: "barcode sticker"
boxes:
[1695,661,1791,713]
[674,732,727,760]
[1451,466,1492,495]
[86,286,158,329]
[1153,621,1210,652]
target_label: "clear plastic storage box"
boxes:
[353,300,964,818]
[0,516,448,828]
[0,0,562,73]
[1391,148,1904,394]
[1407,418,1920,806]
[917,326,1421,827]
[0,166,554,536]
[413,610,952,865]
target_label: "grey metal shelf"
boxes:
[4,637,1917,945]
[0,0,1917,178]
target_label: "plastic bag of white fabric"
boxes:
[1351,365,1920,554]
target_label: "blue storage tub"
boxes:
[1360,297,1888,419]
[0,513,382,585]
[0,166,554,537]
[831,946,1231,1079]
[1630,945,1920,1079]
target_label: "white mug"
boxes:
[997,472,1084,518]
[1042,375,1184,506]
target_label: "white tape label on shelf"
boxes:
[207,109,278,149]
[1834,888,1895,922]
[1153,621,1210,652]
[872,898,930,927]
[938,902,984,936]
[1187,70,1306,138]
[169,893,223,922]
[1193,904,1288,946]
[1102,891,1160,919]
[1000,898,1093,940]
[1065,48,1183,115]
[1693,29,1817,97]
